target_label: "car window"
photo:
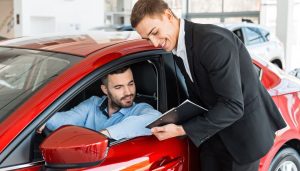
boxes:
[259,28,270,41]
[289,68,300,79]
[233,28,244,43]
[244,27,265,45]
[40,55,162,143]
[0,47,81,123]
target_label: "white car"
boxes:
[218,22,285,70]
[289,68,300,79]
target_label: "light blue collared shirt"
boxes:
[46,96,161,140]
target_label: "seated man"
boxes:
[38,66,161,140]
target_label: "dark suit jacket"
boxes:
[180,20,286,164]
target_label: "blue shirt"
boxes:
[46,96,161,140]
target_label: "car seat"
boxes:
[131,60,158,109]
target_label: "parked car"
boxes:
[218,22,285,70]
[0,32,300,171]
[91,24,135,32]
[289,68,300,79]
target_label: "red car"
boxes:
[0,32,299,171]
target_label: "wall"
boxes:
[290,1,300,70]
[14,0,104,37]
[0,0,14,38]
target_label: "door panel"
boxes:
[17,165,43,171]
[85,136,189,171]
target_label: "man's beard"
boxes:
[108,92,136,110]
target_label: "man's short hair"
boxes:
[130,0,169,28]
[101,66,130,86]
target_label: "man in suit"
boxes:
[131,0,286,170]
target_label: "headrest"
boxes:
[131,61,157,97]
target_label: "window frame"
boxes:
[243,26,265,46]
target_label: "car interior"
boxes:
[57,60,158,112]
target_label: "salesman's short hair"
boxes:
[130,0,170,28]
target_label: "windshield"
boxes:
[0,47,81,123]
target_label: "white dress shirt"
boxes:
[172,19,193,82]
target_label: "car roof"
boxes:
[0,31,141,57]
[216,22,269,31]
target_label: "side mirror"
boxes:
[40,125,108,169]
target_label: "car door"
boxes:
[82,51,190,171]
[243,26,270,60]
[258,28,281,62]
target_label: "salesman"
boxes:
[130,0,286,170]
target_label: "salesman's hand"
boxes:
[151,124,186,141]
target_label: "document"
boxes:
[146,99,208,129]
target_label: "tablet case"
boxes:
[146,99,208,128]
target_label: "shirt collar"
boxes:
[99,97,109,117]
[99,97,135,116]
[172,19,185,56]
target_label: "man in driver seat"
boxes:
[38,66,161,140]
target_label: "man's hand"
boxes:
[151,124,186,141]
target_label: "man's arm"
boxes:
[181,34,244,146]
[105,103,161,140]
[43,97,94,131]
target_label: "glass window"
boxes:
[244,27,265,45]
[224,17,259,24]
[0,47,81,123]
[189,0,222,13]
[259,28,270,41]
[224,0,260,12]
[191,18,221,24]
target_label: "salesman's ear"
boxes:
[164,8,176,21]
[165,9,172,20]
[101,85,108,95]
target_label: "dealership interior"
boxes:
[0,0,298,69]
[2,0,300,171]
[0,0,300,72]
[0,0,299,74]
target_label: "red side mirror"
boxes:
[40,125,108,169]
